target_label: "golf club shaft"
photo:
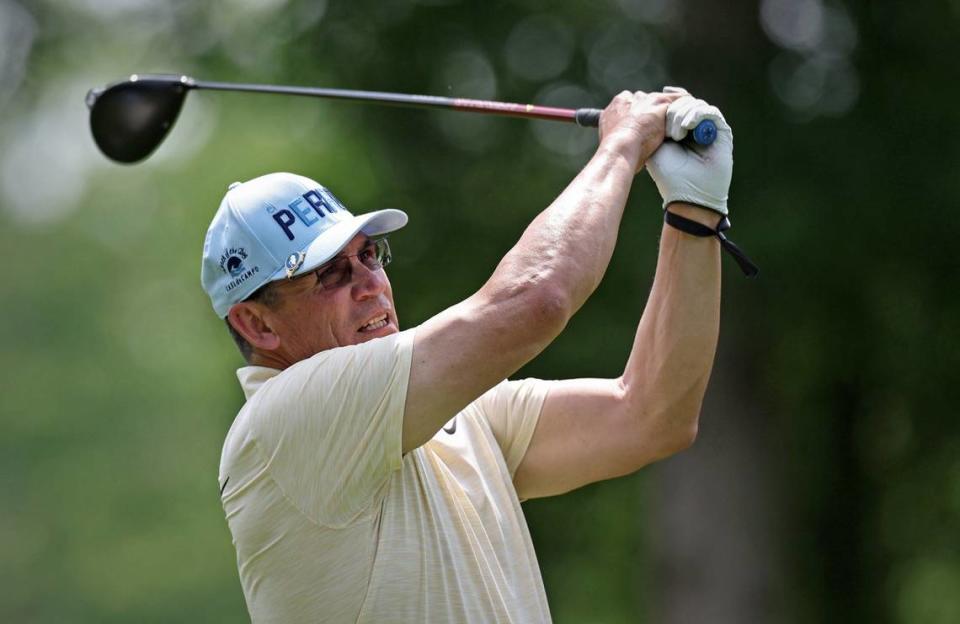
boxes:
[192,79,600,126]
[85,73,719,164]
[193,79,717,141]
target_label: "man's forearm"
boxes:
[620,203,722,450]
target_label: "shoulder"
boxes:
[259,329,417,407]
[231,329,416,451]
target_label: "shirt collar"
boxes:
[236,366,281,400]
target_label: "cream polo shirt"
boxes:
[218,328,553,623]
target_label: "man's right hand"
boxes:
[598,90,687,173]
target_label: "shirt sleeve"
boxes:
[471,377,553,477]
[246,329,415,527]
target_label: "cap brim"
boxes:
[269,208,408,281]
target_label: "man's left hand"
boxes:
[646,89,733,215]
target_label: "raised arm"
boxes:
[512,203,721,498]
[512,95,733,499]
[401,91,684,453]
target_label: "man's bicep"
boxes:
[512,377,675,500]
[402,292,564,454]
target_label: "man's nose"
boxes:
[350,257,386,299]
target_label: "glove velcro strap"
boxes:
[664,210,760,278]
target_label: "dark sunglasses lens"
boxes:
[318,258,351,288]
[316,239,391,289]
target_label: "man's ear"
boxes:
[227,302,281,352]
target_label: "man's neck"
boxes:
[248,351,290,370]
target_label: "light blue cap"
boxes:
[201,172,408,317]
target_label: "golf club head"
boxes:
[86,74,194,163]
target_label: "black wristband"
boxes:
[664,210,760,278]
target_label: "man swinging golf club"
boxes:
[205,88,742,623]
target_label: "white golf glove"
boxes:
[647,88,733,215]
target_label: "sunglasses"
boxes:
[302,237,392,290]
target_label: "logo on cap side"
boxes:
[218,247,261,294]
[219,247,249,276]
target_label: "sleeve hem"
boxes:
[505,379,554,478]
[387,327,417,470]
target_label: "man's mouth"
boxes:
[358,314,389,332]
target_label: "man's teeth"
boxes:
[360,315,388,331]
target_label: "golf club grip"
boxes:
[575,108,718,146]
[574,108,602,127]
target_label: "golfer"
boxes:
[204,89,737,623]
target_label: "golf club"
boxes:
[85,74,718,164]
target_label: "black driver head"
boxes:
[86,74,194,164]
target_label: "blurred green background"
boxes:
[2,0,959,621]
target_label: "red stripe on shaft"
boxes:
[451,98,577,122]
